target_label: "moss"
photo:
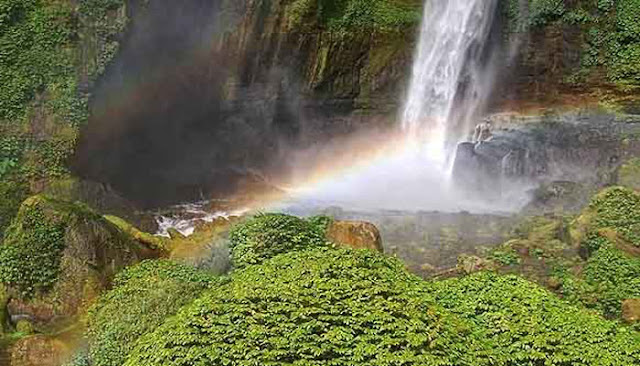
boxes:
[0,180,29,239]
[103,215,167,252]
[87,260,220,366]
[0,195,152,304]
[501,0,640,87]
[15,320,34,335]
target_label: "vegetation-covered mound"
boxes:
[124,247,475,366]
[571,186,640,250]
[87,260,221,366]
[427,272,640,365]
[120,240,640,365]
[0,195,156,325]
[228,213,329,268]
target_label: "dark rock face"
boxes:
[73,0,416,208]
[452,113,640,211]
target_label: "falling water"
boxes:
[267,0,512,213]
[401,0,498,160]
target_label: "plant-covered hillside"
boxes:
[0,0,126,235]
[502,0,640,88]
[70,213,640,366]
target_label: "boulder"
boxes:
[622,299,640,323]
[325,221,383,253]
[0,196,161,329]
[10,335,69,366]
[457,254,495,274]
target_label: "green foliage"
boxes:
[0,0,125,187]
[589,186,640,246]
[502,0,640,86]
[0,0,74,122]
[286,0,421,32]
[307,214,333,235]
[427,272,640,365]
[488,247,521,265]
[583,242,640,317]
[529,0,565,28]
[228,213,328,268]
[0,196,66,297]
[124,247,476,366]
[87,260,220,366]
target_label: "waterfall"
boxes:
[401,0,498,158]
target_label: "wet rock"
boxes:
[452,114,640,204]
[524,181,592,214]
[622,299,640,323]
[10,335,69,366]
[325,221,384,252]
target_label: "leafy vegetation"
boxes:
[0,0,126,212]
[87,260,221,366]
[124,247,476,366]
[427,272,640,365]
[587,186,640,246]
[286,0,422,32]
[228,213,329,268]
[502,0,640,86]
[0,196,67,297]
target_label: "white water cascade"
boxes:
[270,0,511,213]
[402,0,498,162]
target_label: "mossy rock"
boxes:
[45,179,158,233]
[168,218,236,274]
[0,180,29,239]
[618,158,640,191]
[570,186,640,250]
[103,215,167,253]
[0,195,161,328]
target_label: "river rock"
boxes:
[325,221,384,252]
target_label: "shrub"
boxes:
[588,187,640,245]
[228,213,328,267]
[124,247,476,366]
[426,272,640,365]
[583,242,640,317]
[87,260,221,366]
